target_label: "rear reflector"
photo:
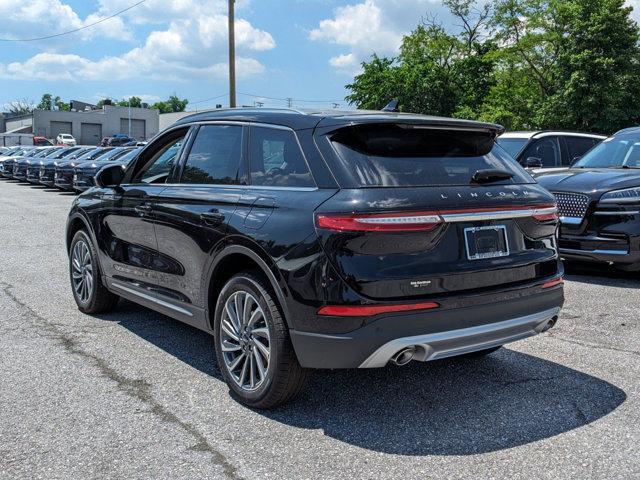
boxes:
[316,204,558,232]
[542,277,564,289]
[317,302,440,317]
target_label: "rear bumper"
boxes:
[290,286,564,369]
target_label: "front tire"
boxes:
[69,230,119,313]
[213,272,309,409]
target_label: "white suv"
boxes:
[56,133,77,147]
[497,131,606,172]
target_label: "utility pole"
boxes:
[228,0,236,108]
[128,98,131,137]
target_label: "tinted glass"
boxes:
[181,125,244,185]
[329,124,532,187]
[139,138,183,183]
[565,137,597,164]
[250,127,314,187]
[496,137,528,158]
[114,148,141,165]
[521,138,560,167]
[573,135,640,168]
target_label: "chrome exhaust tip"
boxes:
[542,316,559,333]
[391,346,416,366]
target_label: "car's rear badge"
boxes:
[410,280,432,288]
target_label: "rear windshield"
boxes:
[328,124,533,187]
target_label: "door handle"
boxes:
[200,211,225,225]
[135,204,153,216]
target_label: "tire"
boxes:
[69,230,119,314]
[458,346,502,358]
[213,271,310,409]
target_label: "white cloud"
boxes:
[0,1,274,82]
[627,1,640,20]
[0,0,132,42]
[309,0,462,73]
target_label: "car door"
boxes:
[520,136,561,170]
[151,123,246,328]
[98,127,189,303]
[562,136,598,166]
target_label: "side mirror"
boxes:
[525,156,543,168]
[95,163,125,188]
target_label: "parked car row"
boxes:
[0,145,140,192]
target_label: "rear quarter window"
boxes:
[327,124,533,187]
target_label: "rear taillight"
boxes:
[316,212,443,232]
[532,205,559,222]
[317,302,440,317]
[542,277,564,289]
[317,204,559,232]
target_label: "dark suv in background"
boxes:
[66,109,564,408]
[536,127,640,271]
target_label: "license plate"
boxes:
[73,174,77,182]
[464,225,509,260]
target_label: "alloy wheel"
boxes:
[220,290,272,391]
[71,240,93,304]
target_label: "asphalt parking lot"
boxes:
[0,179,638,480]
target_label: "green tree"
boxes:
[37,93,53,110]
[117,96,142,108]
[346,0,494,118]
[151,95,189,113]
[488,0,640,132]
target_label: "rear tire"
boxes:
[69,230,119,314]
[458,346,502,358]
[213,271,309,409]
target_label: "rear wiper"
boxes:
[471,169,514,184]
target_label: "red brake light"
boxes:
[542,277,564,289]
[316,212,443,232]
[532,205,559,222]
[317,302,440,317]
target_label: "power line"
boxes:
[190,93,228,105]
[237,91,344,105]
[0,0,146,42]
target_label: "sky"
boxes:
[0,0,639,112]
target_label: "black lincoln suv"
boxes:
[536,127,640,271]
[66,109,564,408]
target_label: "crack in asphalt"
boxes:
[0,281,243,480]
[547,333,640,357]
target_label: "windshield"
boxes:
[573,135,640,168]
[329,124,533,187]
[496,137,529,158]
[75,148,113,162]
[112,148,141,165]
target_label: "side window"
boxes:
[181,125,244,185]
[565,137,596,165]
[249,127,315,188]
[522,138,560,167]
[138,137,184,184]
